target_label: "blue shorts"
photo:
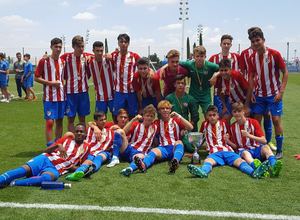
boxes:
[251,95,283,116]
[26,154,60,179]
[207,151,240,167]
[96,100,114,114]
[156,145,174,161]
[23,76,33,89]
[87,151,111,162]
[66,92,90,117]
[113,92,138,116]
[43,101,66,120]
[213,95,223,115]
[0,73,8,88]
[120,145,143,162]
[142,97,158,108]
[239,146,263,161]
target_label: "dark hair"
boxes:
[0,53,5,59]
[75,122,86,131]
[93,41,104,49]
[72,35,84,47]
[219,58,231,69]
[221,34,233,42]
[117,33,130,43]
[206,105,218,114]
[16,52,21,56]
[175,74,186,82]
[248,29,265,41]
[24,53,30,59]
[94,111,106,121]
[137,57,149,66]
[51,38,62,47]
[247,27,262,36]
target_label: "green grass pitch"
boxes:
[0,74,299,219]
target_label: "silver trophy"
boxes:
[188,132,205,164]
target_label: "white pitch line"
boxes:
[0,202,299,220]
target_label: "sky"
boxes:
[0,0,299,62]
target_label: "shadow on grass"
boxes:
[12,150,43,158]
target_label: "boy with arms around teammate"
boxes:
[187,105,268,179]
[230,102,282,177]
[35,38,66,146]
[135,100,193,174]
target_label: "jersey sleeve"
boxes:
[152,74,161,93]
[35,59,45,78]
[274,51,286,70]
[251,119,265,137]
[199,121,206,133]
[127,121,139,136]
[132,72,141,92]
[208,55,215,62]
[238,51,246,72]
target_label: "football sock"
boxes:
[263,117,272,143]
[92,156,104,172]
[239,162,254,176]
[173,143,184,161]
[250,161,256,169]
[143,152,156,168]
[0,167,27,185]
[75,164,90,173]
[268,155,277,167]
[14,173,52,186]
[275,135,283,153]
[129,161,138,171]
[201,162,212,174]
[112,132,122,157]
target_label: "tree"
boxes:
[148,53,162,70]
[193,42,196,50]
[186,37,191,60]
[105,38,108,53]
[199,33,203,46]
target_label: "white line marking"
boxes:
[0,202,299,220]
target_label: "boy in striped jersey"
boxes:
[0,124,89,188]
[230,102,282,177]
[214,58,248,122]
[35,38,66,146]
[187,105,268,179]
[240,27,274,151]
[66,112,123,181]
[133,57,161,111]
[61,35,91,133]
[209,35,240,118]
[118,105,158,176]
[134,100,194,174]
[247,28,288,159]
[111,33,140,119]
[89,41,114,114]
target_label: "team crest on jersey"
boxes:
[203,70,208,75]
[47,111,52,117]
[183,102,188,107]
[265,57,270,64]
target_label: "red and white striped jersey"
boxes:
[156,117,185,146]
[86,127,114,156]
[111,51,140,93]
[249,47,286,97]
[133,72,161,98]
[44,136,90,175]
[216,70,249,103]
[209,52,240,70]
[239,47,254,81]
[230,118,264,150]
[88,57,114,101]
[200,120,233,154]
[35,57,65,102]
[61,52,91,94]
[209,52,240,94]
[127,121,158,153]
